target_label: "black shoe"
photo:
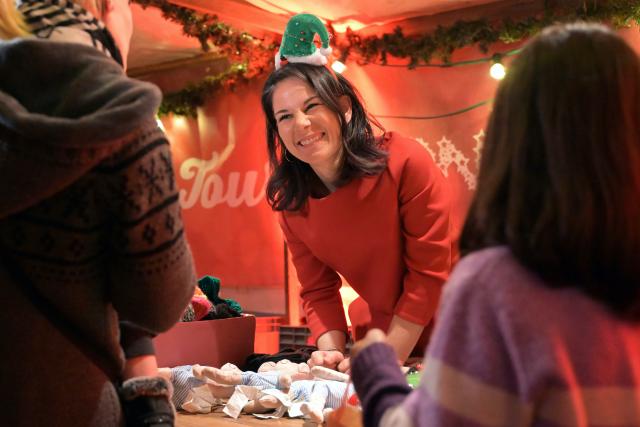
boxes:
[119,376,175,427]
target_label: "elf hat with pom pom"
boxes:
[275,13,333,70]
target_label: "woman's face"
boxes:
[272,77,347,179]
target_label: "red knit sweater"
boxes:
[280,132,455,342]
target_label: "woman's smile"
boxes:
[297,131,325,147]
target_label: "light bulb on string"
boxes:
[490,62,506,80]
[331,60,347,74]
[489,53,506,80]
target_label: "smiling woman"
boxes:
[261,61,456,372]
[262,63,387,208]
[273,79,350,192]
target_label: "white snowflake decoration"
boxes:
[415,132,485,190]
[472,129,485,169]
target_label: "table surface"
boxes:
[176,411,306,426]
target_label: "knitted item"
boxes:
[120,376,175,427]
[197,276,220,302]
[190,296,213,321]
[120,321,156,358]
[198,275,243,314]
[193,285,207,299]
[120,377,173,401]
[352,247,640,426]
[202,302,241,320]
[224,299,243,314]
[275,13,332,69]
[19,0,123,66]
[181,304,196,322]
[0,5,195,425]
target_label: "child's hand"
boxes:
[350,328,387,359]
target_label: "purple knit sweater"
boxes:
[352,246,640,427]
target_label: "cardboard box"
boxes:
[154,314,256,368]
[254,316,282,354]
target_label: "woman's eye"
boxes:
[305,103,320,112]
[277,114,292,122]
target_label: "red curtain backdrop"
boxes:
[161,80,286,313]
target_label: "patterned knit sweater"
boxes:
[0,38,196,426]
[352,247,640,427]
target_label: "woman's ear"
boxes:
[338,95,352,123]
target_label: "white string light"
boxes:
[331,60,347,73]
[489,62,506,80]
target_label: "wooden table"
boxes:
[176,411,306,426]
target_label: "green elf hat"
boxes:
[275,13,333,70]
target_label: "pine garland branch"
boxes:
[336,0,640,67]
[157,63,249,117]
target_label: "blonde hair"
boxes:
[0,0,29,39]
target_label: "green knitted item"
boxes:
[223,298,242,314]
[197,275,220,300]
[276,13,332,69]
[197,275,243,314]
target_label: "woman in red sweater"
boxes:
[261,62,455,371]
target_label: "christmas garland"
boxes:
[132,0,640,116]
[133,0,277,116]
[157,63,249,116]
[335,0,640,67]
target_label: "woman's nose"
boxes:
[293,111,311,128]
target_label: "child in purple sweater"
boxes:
[351,22,640,427]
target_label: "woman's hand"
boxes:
[308,349,351,373]
[350,328,387,359]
